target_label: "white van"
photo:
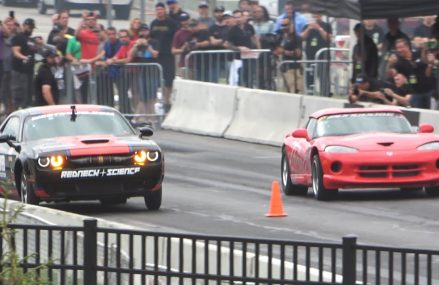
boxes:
[37,0,133,19]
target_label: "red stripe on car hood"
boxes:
[57,135,131,156]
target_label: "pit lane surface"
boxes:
[48,130,439,250]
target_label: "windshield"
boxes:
[23,111,136,141]
[315,112,414,138]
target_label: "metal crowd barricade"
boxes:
[277,59,352,97]
[62,63,165,127]
[183,49,276,90]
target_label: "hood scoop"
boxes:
[81,138,110,144]
[377,142,394,147]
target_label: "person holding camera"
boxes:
[11,18,37,109]
[129,23,160,115]
[47,10,75,46]
[276,17,303,93]
[300,14,332,93]
[348,74,394,105]
[388,38,434,109]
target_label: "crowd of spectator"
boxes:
[0,0,439,117]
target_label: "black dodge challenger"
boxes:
[0,105,164,209]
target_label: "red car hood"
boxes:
[317,133,439,151]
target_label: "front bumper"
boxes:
[33,163,163,201]
[320,150,439,189]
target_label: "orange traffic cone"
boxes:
[265,180,287,217]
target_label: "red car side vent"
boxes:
[377,142,394,147]
[81,139,110,144]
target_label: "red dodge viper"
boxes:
[281,108,439,200]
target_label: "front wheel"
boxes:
[312,155,337,201]
[281,151,308,195]
[20,172,39,205]
[144,187,162,210]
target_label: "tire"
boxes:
[115,4,131,20]
[281,151,308,196]
[100,197,127,205]
[38,0,47,15]
[20,172,39,205]
[144,187,162,210]
[425,186,439,197]
[312,155,337,201]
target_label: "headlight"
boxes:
[134,150,147,164]
[38,157,50,168]
[325,145,358,153]
[146,151,159,162]
[50,156,64,169]
[417,142,439,150]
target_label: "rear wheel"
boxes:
[425,186,439,197]
[100,197,127,205]
[312,155,337,201]
[20,172,39,205]
[144,187,162,210]
[38,0,47,14]
[281,151,308,195]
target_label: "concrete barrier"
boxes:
[224,88,303,146]
[161,79,237,137]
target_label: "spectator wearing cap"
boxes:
[150,2,179,112]
[197,2,215,29]
[208,7,229,83]
[166,0,187,25]
[172,12,192,72]
[348,74,395,105]
[0,16,18,114]
[47,10,75,46]
[129,23,160,115]
[275,0,307,34]
[11,18,37,108]
[35,49,59,106]
[352,23,378,84]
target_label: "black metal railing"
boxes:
[1,219,438,285]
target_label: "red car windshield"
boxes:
[23,111,136,141]
[315,113,414,137]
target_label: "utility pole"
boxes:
[106,0,113,28]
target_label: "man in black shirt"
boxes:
[389,38,434,109]
[300,14,332,92]
[352,23,378,83]
[226,9,259,88]
[47,10,75,46]
[150,2,178,112]
[11,18,37,109]
[166,0,187,25]
[35,48,59,106]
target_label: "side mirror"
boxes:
[292,129,310,140]
[0,134,15,143]
[139,127,154,137]
[419,123,434,133]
